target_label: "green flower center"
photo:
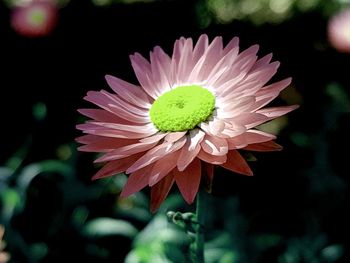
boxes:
[28,8,47,27]
[150,85,215,132]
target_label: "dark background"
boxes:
[1,0,350,262]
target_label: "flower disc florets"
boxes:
[149,85,215,132]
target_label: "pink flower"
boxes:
[77,35,298,212]
[11,0,58,37]
[328,9,350,53]
[0,226,10,263]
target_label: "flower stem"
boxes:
[194,188,206,263]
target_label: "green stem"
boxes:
[195,188,205,263]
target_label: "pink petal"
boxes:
[187,53,207,83]
[227,130,276,150]
[223,36,239,55]
[226,137,247,150]
[177,38,194,83]
[100,90,149,116]
[208,118,226,136]
[78,109,134,124]
[76,123,157,141]
[201,121,246,138]
[140,132,168,143]
[244,141,283,152]
[192,34,209,65]
[197,36,223,82]
[152,46,172,80]
[83,122,156,134]
[177,143,201,171]
[231,112,268,129]
[150,48,172,94]
[170,38,185,84]
[126,137,186,173]
[256,105,299,119]
[120,164,154,198]
[201,135,228,156]
[76,134,103,144]
[254,78,292,106]
[251,53,273,70]
[214,72,247,96]
[189,36,223,83]
[177,129,205,171]
[174,158,201,204]
[78,137,138,153]
[237,44,259,61]
[197,149,227,164]
[245,130,276,141]
[220,150,253,176]
[130,53,160,99]
[105,75,152,108]
[94,140,159,163]
[164,131,187,142]
[80,126,157,139]
[148,150,181,186]
[84,91,150,123]
[91,153,143,180]
[216,45,259,91]
[235,62,280,95]
[150,172,175,213]
[246,97,277,114]
[206,44,240,87]
[223,121,247,137]
[217,96,256,119]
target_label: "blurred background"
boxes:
[1,0,350,262]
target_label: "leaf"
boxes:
[1,188,21,220]
[30,243,48,260]
[254,234,282,249]
[321,244,344,261]
[17,160,73,191]
[125,249,171,263]
[0,167,13,180]
[205,248,239,263]
[71,206,89,226]
[83,218,138,239]
[134,215,191,247]
[205,233,232,249]
[32,102,47,121]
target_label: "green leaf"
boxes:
[125,249,171,263]
[321,244,344,261]
[17,160,72,191]
[83,217,138,239]
[134,215,191,246]
[0,167,13,180]
[205,248,238,263]
[32,102,47,121]
[219,251,239,263]
[1,188,21,219]
[30,243,48,260]
[71,206,89,226]
[255,234,282,249]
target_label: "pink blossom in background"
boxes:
[0,225,10,263]
[77,34,298,212]
[328,9,350,53]
[11,0,58,37]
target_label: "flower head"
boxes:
[11,0,58,37]
[328,9,350,53]
[77,35,298,212]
